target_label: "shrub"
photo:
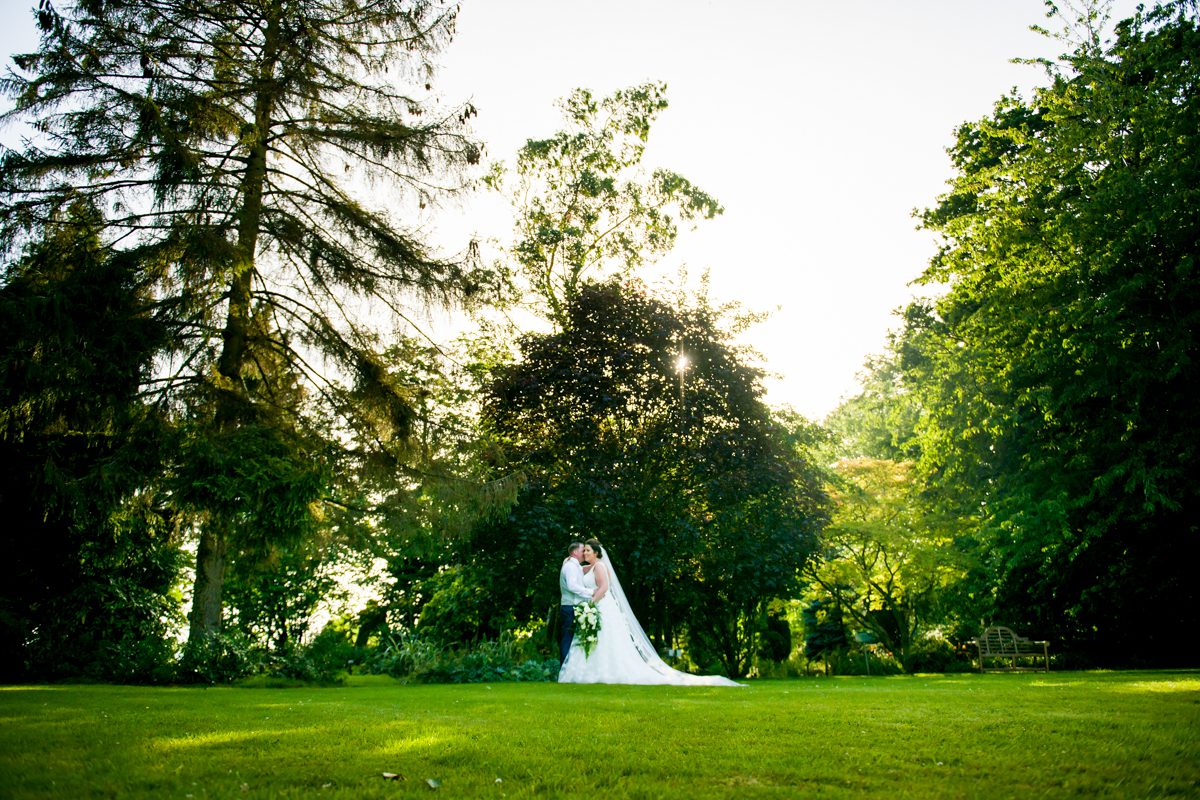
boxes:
[14,516,184,684]
[425,638,559,684]
[758,609,793,663]
[262,627,359,685]
[412,566,491,646]
[906,637,975,673]
[362,631,444,679]
[178,629,262,684]
[363,631,558,684]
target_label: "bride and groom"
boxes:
[557,539,741,686]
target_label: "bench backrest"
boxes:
[979,626,1022,654]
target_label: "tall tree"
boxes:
[903,1,1200,664]
[1,0,490,656]
[468,280,827,676]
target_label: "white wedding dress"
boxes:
[557,557,742,686]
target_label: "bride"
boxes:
[558,538,742,686]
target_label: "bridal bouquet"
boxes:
[575,601,602,657]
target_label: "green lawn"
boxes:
[1,671,1197,799]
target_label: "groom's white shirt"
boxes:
[559,557,592,605]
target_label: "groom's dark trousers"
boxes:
[559,604,576,662]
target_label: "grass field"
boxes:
[2,671,1198,798]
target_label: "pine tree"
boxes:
[1,0,490,655]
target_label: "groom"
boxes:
[558,541,593,662]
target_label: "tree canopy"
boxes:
[0,200,179,680]
[895,0,1200,665]
[485,83,721,328]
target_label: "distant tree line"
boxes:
[1,0,1195,682]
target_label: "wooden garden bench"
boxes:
[972,626,1050,672]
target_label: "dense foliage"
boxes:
[0,0,490,677]
[894,1,1200,665]
[455,281,828,677]
[4,0,1194,682]
[803,458,976,671]
[0,203,179,681]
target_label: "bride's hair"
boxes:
[585,538,605,559]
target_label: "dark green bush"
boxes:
[262,627,359,685]
[178,629,262,684]
[906,638,974,673]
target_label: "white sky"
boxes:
[0,1,1143,419]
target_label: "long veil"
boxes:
[602,551,743,687]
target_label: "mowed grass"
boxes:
[1,672,1198,799]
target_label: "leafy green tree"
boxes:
[903,1,1200,664]
[323,331,523,646]
[469,281,827,676]
[485,83,721,327]
[1,0,490,660]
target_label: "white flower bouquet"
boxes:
[575,601,602,657]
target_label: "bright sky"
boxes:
[0,1,1143,419]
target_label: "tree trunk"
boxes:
[188,525,228,643]
[185,5,281,648]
